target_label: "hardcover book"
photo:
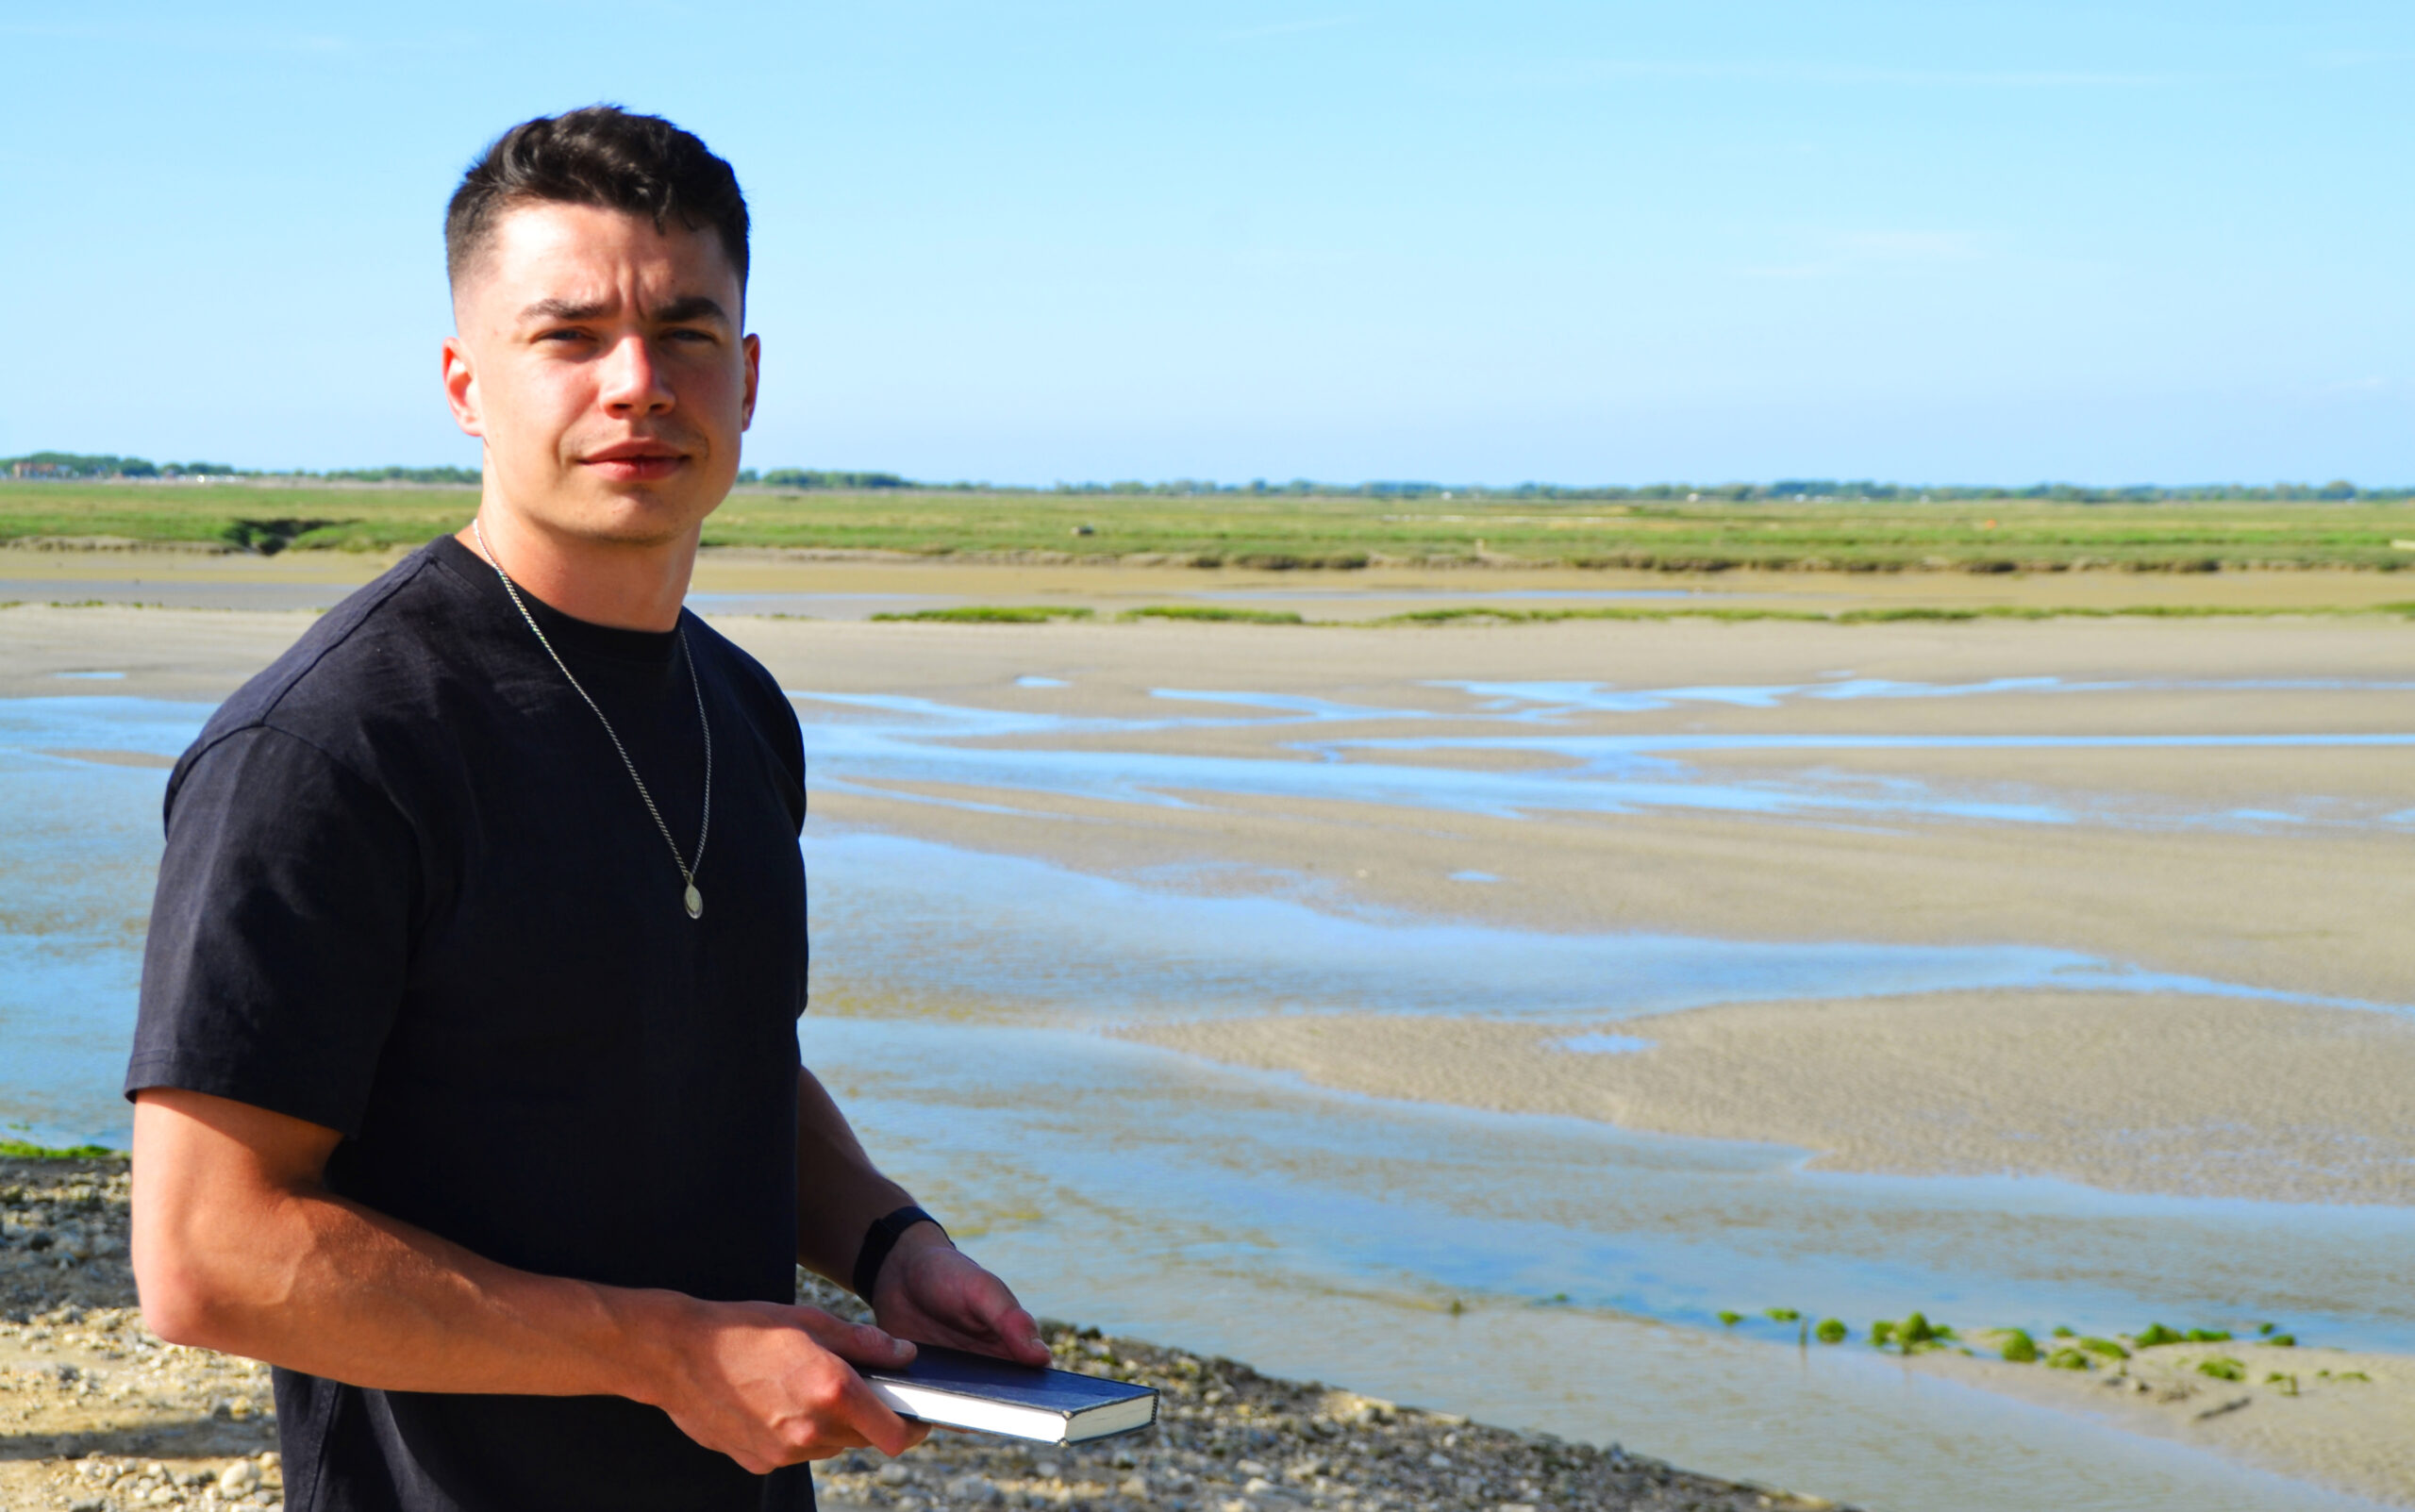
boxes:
[861,1344,1160,1443]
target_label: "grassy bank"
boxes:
[867,601,2415,627]
[7,482,2414,572]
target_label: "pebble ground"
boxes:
[3,1160,1847,1512]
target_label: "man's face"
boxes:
[443,201,758,547]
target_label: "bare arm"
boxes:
[791,1068,1050,1367]
[132,1087,927,1471]
[791,1065,917,1288]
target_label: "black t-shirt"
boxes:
[127,535,815,1512]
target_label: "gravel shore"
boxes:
[0,1159,1842,1512]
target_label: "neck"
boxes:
[460,506,696,632]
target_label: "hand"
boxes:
[872,1227,1052,1367]
[649,1298,932,1472]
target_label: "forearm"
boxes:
[140,1177,683,1399]
[134,1087,929,1468]
[792,1067,925,1287]
[132,1088,692,1404]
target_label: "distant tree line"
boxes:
[6,451,239,479]
[318,464,482,485]
[0,453,480,485]
[746,468,920,490]
[8,452,2405,502]
[1038,476,2392,503]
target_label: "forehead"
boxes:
[460,200,740,312]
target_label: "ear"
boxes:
[740,332,761,432]
[442,335,485,439]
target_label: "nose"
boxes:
[597,333,675,416]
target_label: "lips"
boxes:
[579,441,687,483]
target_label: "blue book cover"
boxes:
[863,1344,1159,1442]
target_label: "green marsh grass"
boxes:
[866,606,1093,623]
[8,481,2415,572]
[1119,605,1306,624]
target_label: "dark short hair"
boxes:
[445,106,749,292]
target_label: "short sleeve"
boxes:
[125,725,416,1136]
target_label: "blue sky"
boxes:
[4,2,2409,486]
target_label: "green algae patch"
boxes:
[0,1139,120,1159]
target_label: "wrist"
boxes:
[853,1204,949,1302]
[606,1286,708,1409]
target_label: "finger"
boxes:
[793,1307,917,1368]
[993,1303,1052,1366]
[944,1266,1052,1366]
[834,1319,917,1368]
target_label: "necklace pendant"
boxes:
[684,882,704,920]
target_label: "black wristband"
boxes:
[852,1205,945,1302]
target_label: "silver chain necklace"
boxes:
[472,516,712,920]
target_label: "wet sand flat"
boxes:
[8,601,2408,1011]
[1907,1341,2415,1509]
[1119,991,2415,1205]
[8,570,2414,1508]
[758,616,2410,1007]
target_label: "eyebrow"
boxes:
[519,296,611,324]
[648,294,730,325]
[516,294,732,326]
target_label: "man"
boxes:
[125,107,1048,1511]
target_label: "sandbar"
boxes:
[1119,990,2415,1205]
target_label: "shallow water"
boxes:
[801,832,2415,1346]
[817,1015,2402,1511]
[0,699,200,1145]
[802,830,2390,1020]
[794,676,2415,836]
[3,688,2407,1510]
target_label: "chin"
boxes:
[559,486,714,546]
